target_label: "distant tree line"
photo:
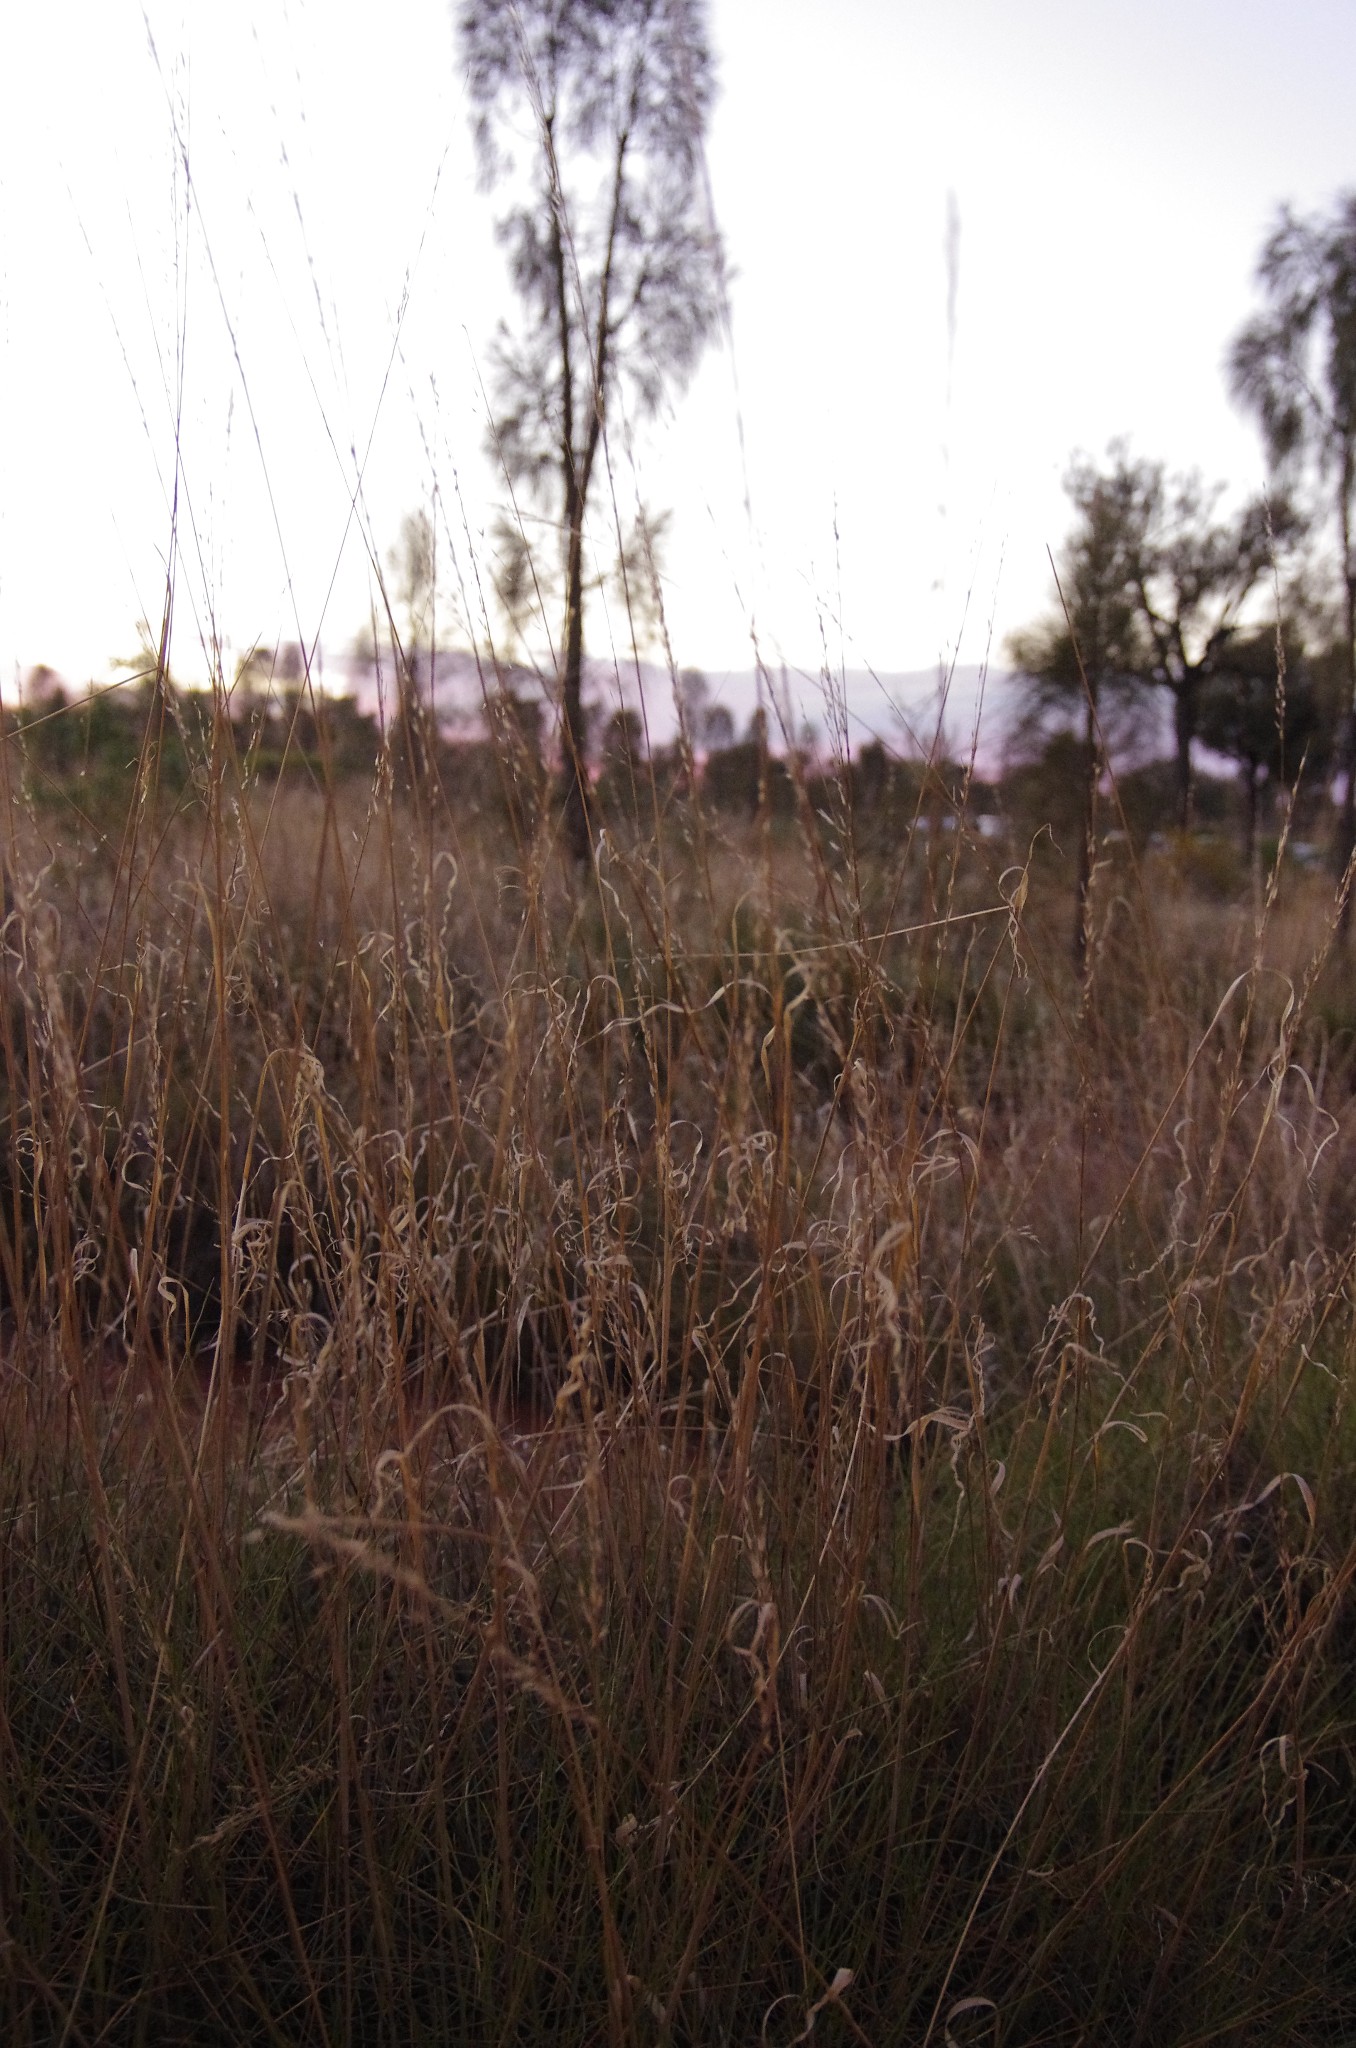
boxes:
[11,187,1354,926]
[8,629,1337,932]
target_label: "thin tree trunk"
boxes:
[1174,679,1194,833]
[398,657,432,793]
[560,514,591,863]
[543,109,629,870]
[1339,462,1356,926]
[1243,759,1259,869]
[543,110,592,870]
[1074,695,1097,979]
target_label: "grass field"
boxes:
[1,677,1355,2045]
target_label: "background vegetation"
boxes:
[5,7,1356,2039]
[2,642,1356,2045]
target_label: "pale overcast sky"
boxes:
[3,0,1355,711]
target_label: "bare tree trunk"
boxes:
[1243,759,1260,869]
[1074,695,1098,979]
[1174,680,1194,833]
[543,121,592,871]
[398,657,432,794]
[542,107,622,870]
[1339,467,1356,928]
[560,515,591,864]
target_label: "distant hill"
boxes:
[344,649,1015,772]
[658,663,1011,770]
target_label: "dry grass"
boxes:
[1,681,1355,2046]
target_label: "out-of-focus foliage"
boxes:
[1231,191,1356,866]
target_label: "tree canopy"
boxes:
[1122,464,1293,830]
[1008,444,1301,957]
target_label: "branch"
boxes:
[577,115,634,514]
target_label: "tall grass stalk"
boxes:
[1,613,1355,2046]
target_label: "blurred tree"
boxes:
[105,620,197,800]
[459,0,724,862]
[700,736,761,816]
[386,509,437,784]
[854,737,891,813]
[112,617,171,700]
[1230,194,1356,882]
[596,704,647,820]
[1008,453,1150,972]
[276,641,305,685]
[390,511,435,650]
[604,703,644,756]
[230,643,276,752]
[610,504,670,652]
[232,642,274,696]
[1198,629,1332,864]
[485,676,547,776]
[674,665,733,750]
[484,677,549,834]
[701,701,735,750]
[1002,730,1104,847]
[702,704,794,817]
[22,663,66,711]
[489,513,539,660]
[675,665,708,747]
[1121,466,1297,830]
